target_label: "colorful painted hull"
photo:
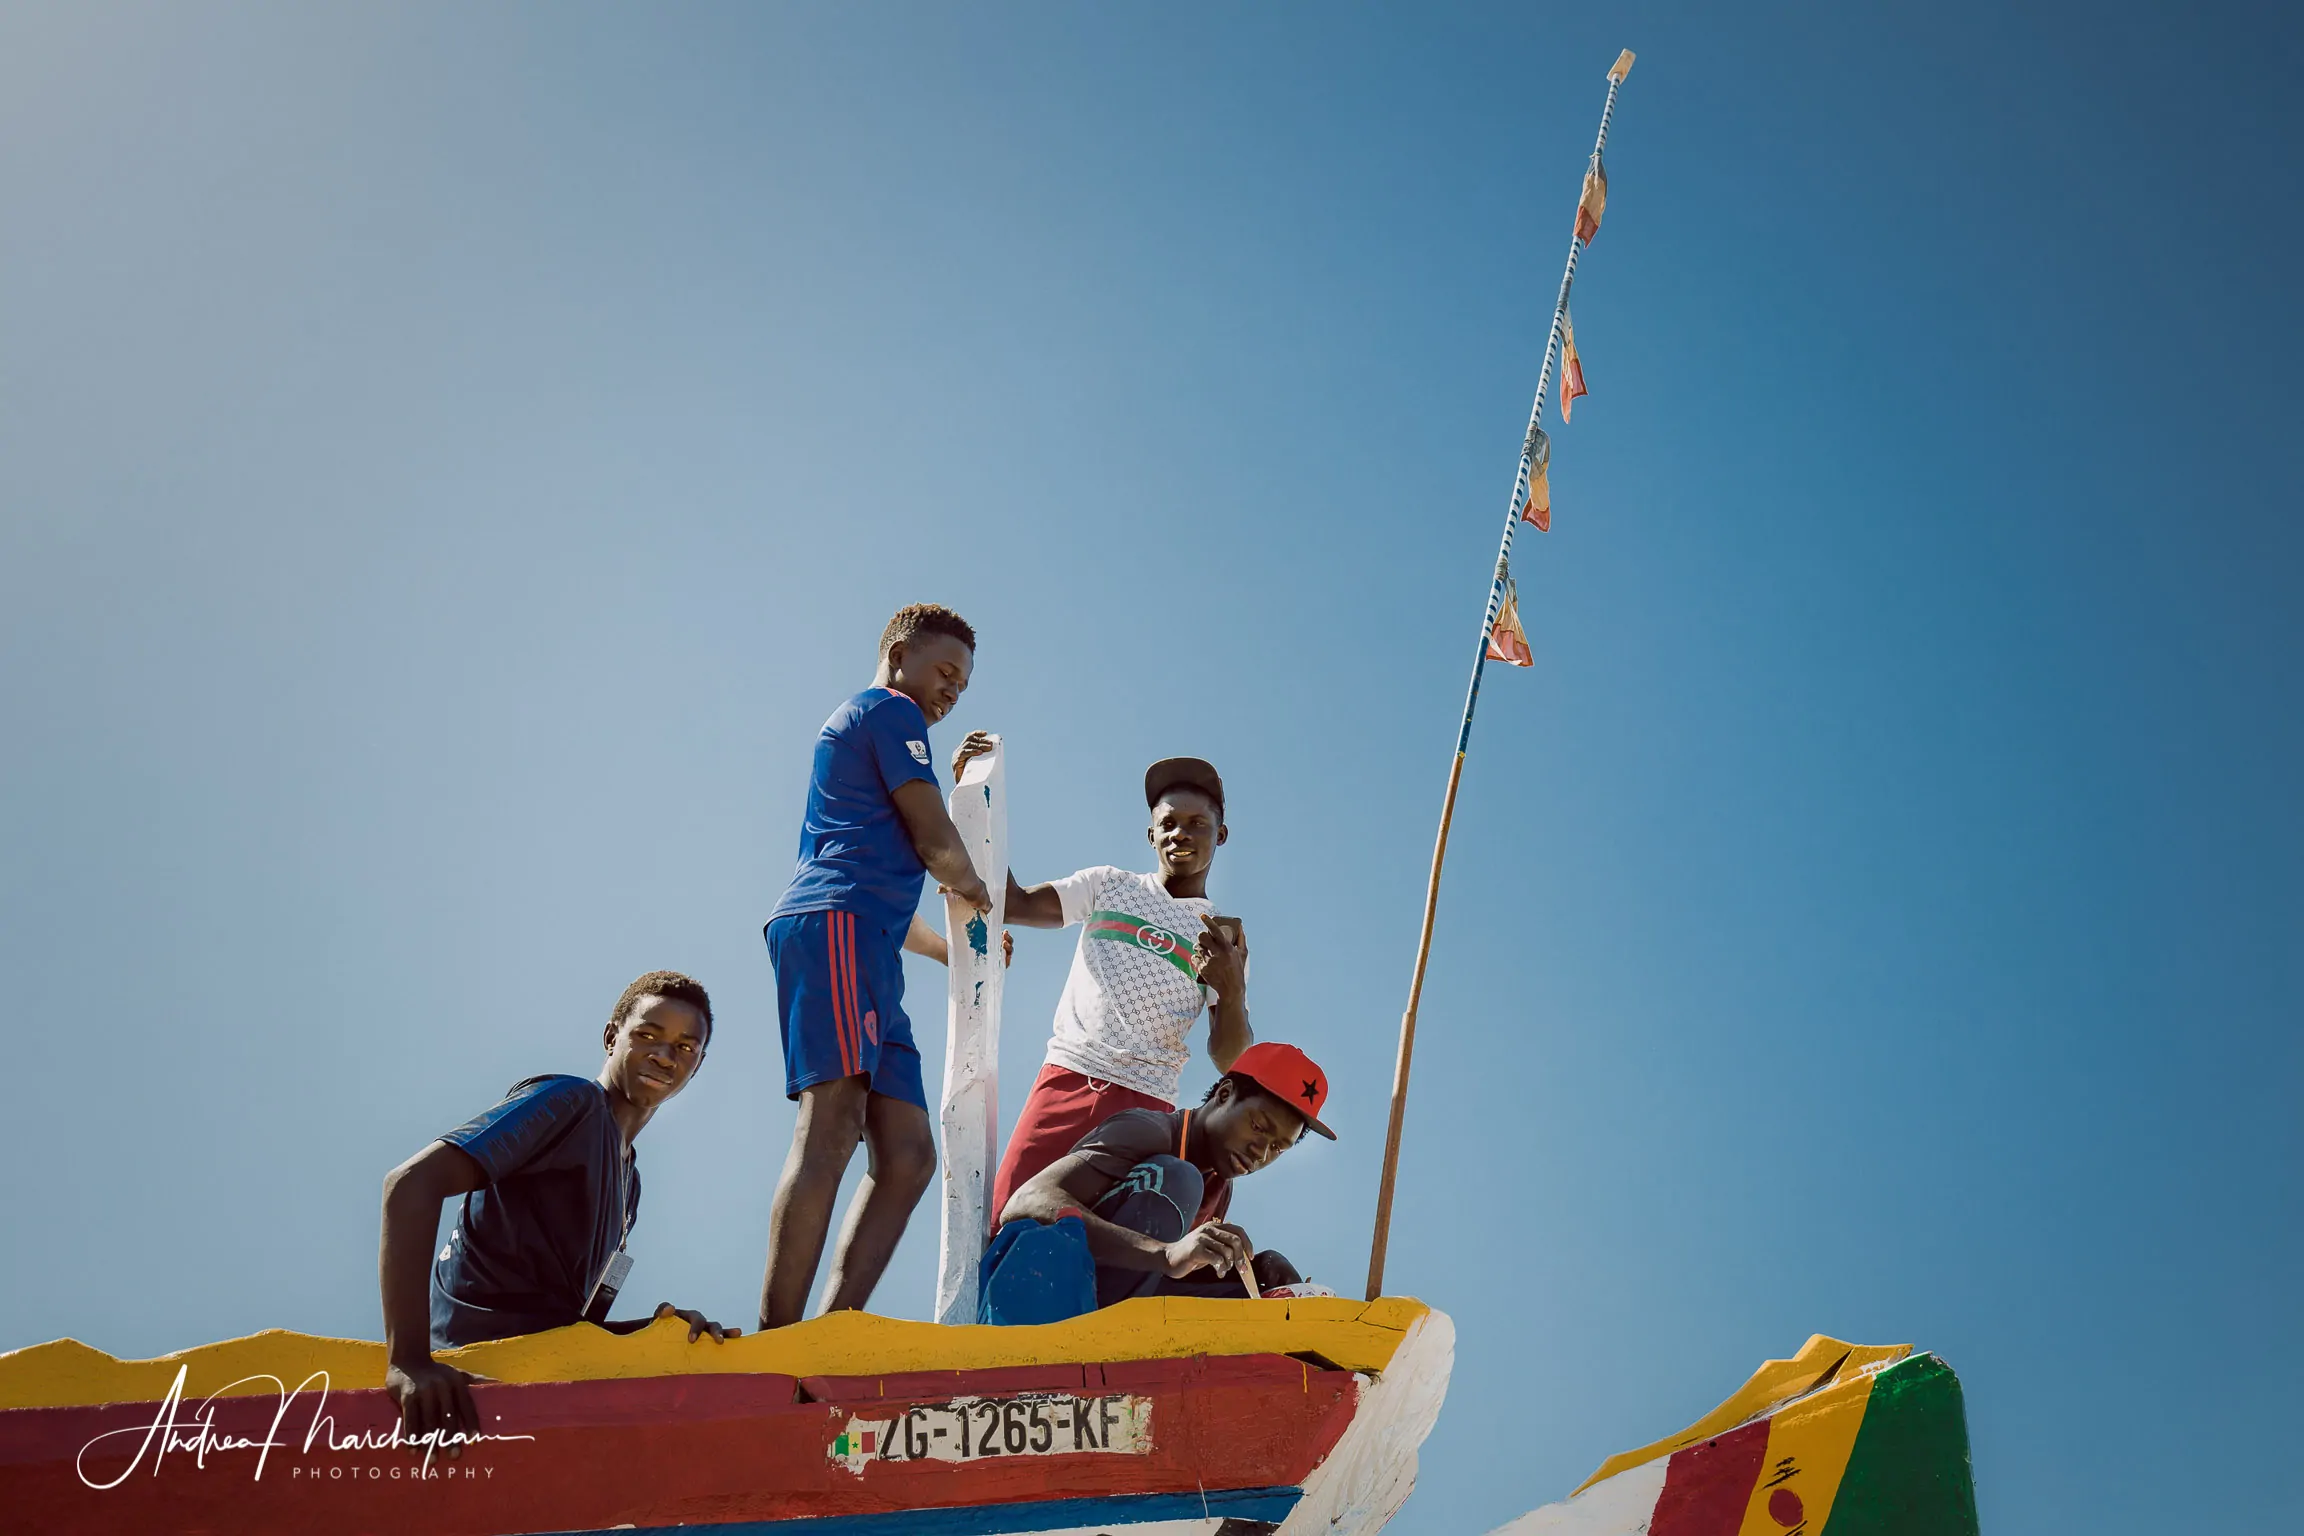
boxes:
[1490,1338,1978,1536]
[0,1297,1454,1536]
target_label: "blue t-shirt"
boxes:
[769,687,940,934]
[428,1075,637,1349]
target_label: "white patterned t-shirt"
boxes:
[1042,866,1231,1104]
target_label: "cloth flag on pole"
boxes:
[1576,152,1608,244]
[1519,426,1552,531]
[1487,579,1534,668]
[1559,310,1588,423]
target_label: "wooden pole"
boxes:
[1364,751,1466,1300]
[1365,52,1635,1302]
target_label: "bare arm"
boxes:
[1207,994,1252,1073]
[998,1153,1252,1277]
[1005,869,1065,928]
[1194,916,1253,1072]
[908,910,1015,968]
[379,1141,488,1444]
[891,779,991,912]
[903,911,950,965]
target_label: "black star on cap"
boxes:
[1301,1080,1320,1104]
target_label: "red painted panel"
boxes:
[476,1373,805,1430]
[803,1364,1095,1403]
[1162,1356,1320,1390]
[1097,1357,1195,1390]
[1649,1419,1769,1536]
[0,1353,1360,1536]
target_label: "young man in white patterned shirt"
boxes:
[978,753,1252,1226]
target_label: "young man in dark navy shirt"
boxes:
[757,602,994,1330]
[378,970,736,1446]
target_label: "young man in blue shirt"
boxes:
[758,602,993,1330]
[378,970,735,1449]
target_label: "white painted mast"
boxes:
[933,735,1008,1324]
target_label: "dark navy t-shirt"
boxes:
[428,1075,637,1350]
[1069,1107,1232,1229]
[768,687,941,935]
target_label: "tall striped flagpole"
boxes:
[1366,49,1636,1302]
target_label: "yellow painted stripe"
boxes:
[1733,1368,1873,1535]
[0,1296,1430,1412]
[1574,1334,1910,1495]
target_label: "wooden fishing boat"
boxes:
[1489,1336,1979,1536]
[0,1295,1453,1536]
[5,46,1984,1536]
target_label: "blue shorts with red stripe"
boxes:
[764,909,926,1109]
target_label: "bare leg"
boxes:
[758,1077,870,1330]
[820,1094,938,1314]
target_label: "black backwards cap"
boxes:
[1143,757,1225,818]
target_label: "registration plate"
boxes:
[828,1392,1153,1473]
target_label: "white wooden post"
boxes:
[933,735,1007,1325]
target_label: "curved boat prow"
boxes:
[1279,1304,1455,1536]
[1485,1336,1978,1536]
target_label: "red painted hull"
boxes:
[2,1352,1359,1536]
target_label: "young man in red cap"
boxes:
[975,754,1255,1227]
[991,1040,1337,1306]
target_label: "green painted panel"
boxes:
[1825,1354,1982,1535]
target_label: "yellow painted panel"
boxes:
[1734,1371,1873,1536]
[0,1297,1427,1412]
[1360,1297,1434,1333]
[0,1332,387,1415]
[1574,1335,1910,1494]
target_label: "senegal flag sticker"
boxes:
[1085,912,1197,977]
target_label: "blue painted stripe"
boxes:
[543,1486,1302,1536]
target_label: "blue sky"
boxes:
[2,3,2297,1530]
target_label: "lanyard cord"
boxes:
[614,1147,633,1252]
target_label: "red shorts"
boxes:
[990,1064,1171,1231]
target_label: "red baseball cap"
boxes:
[1228,1041,1336,1140]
